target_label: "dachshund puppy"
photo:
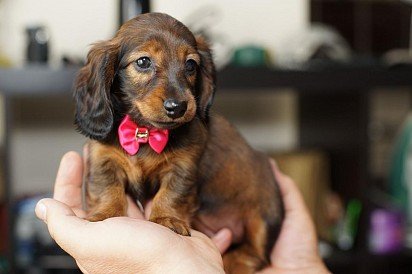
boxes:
[74,13,283,273]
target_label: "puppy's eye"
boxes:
[185,59,197,73]
[136,57,152,69]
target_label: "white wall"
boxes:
[0,0,118,66]
[214,91,298,152]
[0,0,308,66]
[152,0,309,66]
[11,127,85,196]
[151,0,305,151]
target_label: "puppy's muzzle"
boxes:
[164,99,187,119]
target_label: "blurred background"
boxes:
[0,0,412,273]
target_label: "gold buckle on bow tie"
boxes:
[135,127,149,143]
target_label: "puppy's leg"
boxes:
[149,170,197,236]
[223,214,272,274]
[87,182,127,222]
[86,143,139,222]
[223,244,263,274]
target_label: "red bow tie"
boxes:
[118,115,169,155]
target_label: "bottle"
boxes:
[26,26,49,64]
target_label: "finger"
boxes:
[211,228,232,254]
[36,198,173,268]
[268,159,318,262]
[53,152,84,210]
[83,143,89,166]
[269,159,309,215]
[76,261,90,274]
[126,196,145,219]
[144,200,153,220]
[270,158,315,233]
[35,198,92,257]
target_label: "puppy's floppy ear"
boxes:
[195,35,216,120]
[74,40,119,140]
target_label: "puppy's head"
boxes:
[74,13,215,141]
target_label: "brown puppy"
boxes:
[74,13,283,273]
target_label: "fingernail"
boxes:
[36,202,47,221]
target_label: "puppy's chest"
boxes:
[129,147,168,181]
[127,144,196,187]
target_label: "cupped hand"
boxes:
[36,148,330,274]
[257,160,330,274]
[35,150,231,274]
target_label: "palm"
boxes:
[75,216,223,273]
[49,151,227,273]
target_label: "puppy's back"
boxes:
[197,114,283,264]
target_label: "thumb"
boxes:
[211,228,232,254]
[35,198,91,257]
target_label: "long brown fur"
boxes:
[74,13,283,273]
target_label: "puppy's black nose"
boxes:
[164,99,187,119]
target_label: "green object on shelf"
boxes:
[336,199,362,250]
[231,45,270,67]
[389,114,412,220]
[347,199,362,238]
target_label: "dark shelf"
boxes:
[2,63,412,96]
[217,65,412,92]
[0,66,78,96]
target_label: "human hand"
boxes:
[257,160,330,274]
[35,151,231,274]
[35,149,329,273]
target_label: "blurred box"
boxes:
[271,150,332,240]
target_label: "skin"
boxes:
[35,150,330,274]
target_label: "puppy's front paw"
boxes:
[86,214,107,222]
[151,217,191,236]
[86,212,112,222]
[86,208,125,222]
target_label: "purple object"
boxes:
[369,209,405,254]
